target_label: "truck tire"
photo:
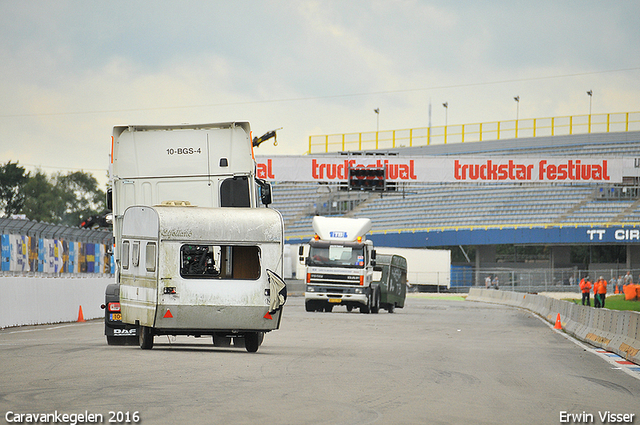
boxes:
[371,288,380,314]
[360,293,371,314]
[245,332,261,353]
[139,326,154,350]
[387,303,395,313]
[305,300,316,312]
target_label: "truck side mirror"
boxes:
[257,179,272,205]
[371,250,376,260]
[106,188,113,212]
[373,269,382,282]
[373,266,383,272]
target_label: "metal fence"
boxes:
[449,266,640,294]
[0,217,113,276]
[0,218,112,244]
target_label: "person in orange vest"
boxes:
[593,277,601,308]
[579,276,591,306]
[595,276,608,308]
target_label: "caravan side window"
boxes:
[131,242,140,267]
[145,242,156,272]
[180,244,260,279]
[122,241,130,270]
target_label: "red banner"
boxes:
[255,156,625,183]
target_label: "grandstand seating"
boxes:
[270,131,640,242]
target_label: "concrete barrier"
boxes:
[0,277,303,329]
[0,276,112,328]
[467,288,640,365]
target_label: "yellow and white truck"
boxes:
[301,216,405,313]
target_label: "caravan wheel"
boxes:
[245,332,262,353]
[139,326,154,350]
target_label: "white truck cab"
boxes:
[302,217,379,313]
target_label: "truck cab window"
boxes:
[180,244,260,279]
[220,176,250,207]
[308,242,365,268]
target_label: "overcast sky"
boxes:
[1,0,639,188]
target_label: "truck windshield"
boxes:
[308,243,365,268]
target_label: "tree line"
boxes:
[0,160,106,227]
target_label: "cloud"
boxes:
[0,0,639,189]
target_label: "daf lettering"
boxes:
[114,328,136,335]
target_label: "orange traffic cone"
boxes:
[77,305,85,322]
[614,286,619,294]
[554,313,562,330]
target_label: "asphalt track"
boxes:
[1,295,639,425]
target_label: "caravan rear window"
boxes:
[180,244,260,279]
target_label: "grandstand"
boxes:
[266,127,640,287]
[272,131,640,240]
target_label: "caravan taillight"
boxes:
[108,302,121,312]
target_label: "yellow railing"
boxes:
[308,111,640,154]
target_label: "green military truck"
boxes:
[373,253,407,313]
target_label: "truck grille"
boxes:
[309,273,361,285]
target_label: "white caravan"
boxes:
[119,205,284,351]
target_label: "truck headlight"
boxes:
[355,288,364,294]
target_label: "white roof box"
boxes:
[312,216,372,242]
